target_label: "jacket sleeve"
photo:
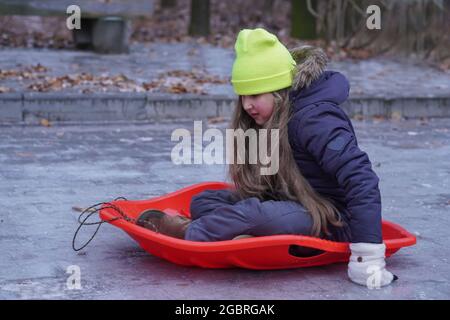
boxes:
[293,103,383,243]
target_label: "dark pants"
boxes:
[185,189,351,242]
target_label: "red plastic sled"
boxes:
[100,182,417,270]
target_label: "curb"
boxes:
[1,92,450,125]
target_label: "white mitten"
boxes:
[348,242,398,289]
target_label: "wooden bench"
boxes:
[0,0,155,53]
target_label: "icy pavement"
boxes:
[1,43,449,98]
[0,118,449,299]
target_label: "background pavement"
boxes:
[1,43,450,98]
[0,118,449,299]
[1,43,450,123]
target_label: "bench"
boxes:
[0,0,155,53]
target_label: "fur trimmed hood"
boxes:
[288,45,350,109]
[289,45,329,91]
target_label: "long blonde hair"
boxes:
[228,87,343,238]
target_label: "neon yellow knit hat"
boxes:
[231,28,297,95]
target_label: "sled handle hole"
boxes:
[288,245,325,258]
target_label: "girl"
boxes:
[137,28,397,287]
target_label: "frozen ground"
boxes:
[1,43,449,98]
[0,118,449,299]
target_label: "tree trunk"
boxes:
[291,0,317,39]
[189,0,210,37]
[161,0,176,9]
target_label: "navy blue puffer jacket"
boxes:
[288,70,382,244]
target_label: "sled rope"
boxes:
[72,197,134,252]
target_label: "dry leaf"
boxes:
[207,116,225,124]
[372,115,387,122]
[72,206,96,213]
[0,86,13,93]
[27,72,143,93]
[391,111,403,121]
[40,118,51,127]
[15,152,34,158]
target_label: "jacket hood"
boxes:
[288,46,350,110]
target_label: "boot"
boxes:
[136,209,191,239]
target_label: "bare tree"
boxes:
[314,0,449,61]
[291,0,318,39]
[189,0,210,36]
[160,0,177,9]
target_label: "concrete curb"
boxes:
[1,92,450,125]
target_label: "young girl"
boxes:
[137,28,397,287]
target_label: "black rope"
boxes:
[72,196,134,252]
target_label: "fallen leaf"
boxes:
[0,86,13,93]
[40,118,51,127]
[372,115,386,122]
[391,111,403,121]
[208,116,225,124]
[15,152,34,158]
[72,206,96,213]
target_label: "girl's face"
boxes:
[241,93,274,125]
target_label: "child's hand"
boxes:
[347,242,398,288]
